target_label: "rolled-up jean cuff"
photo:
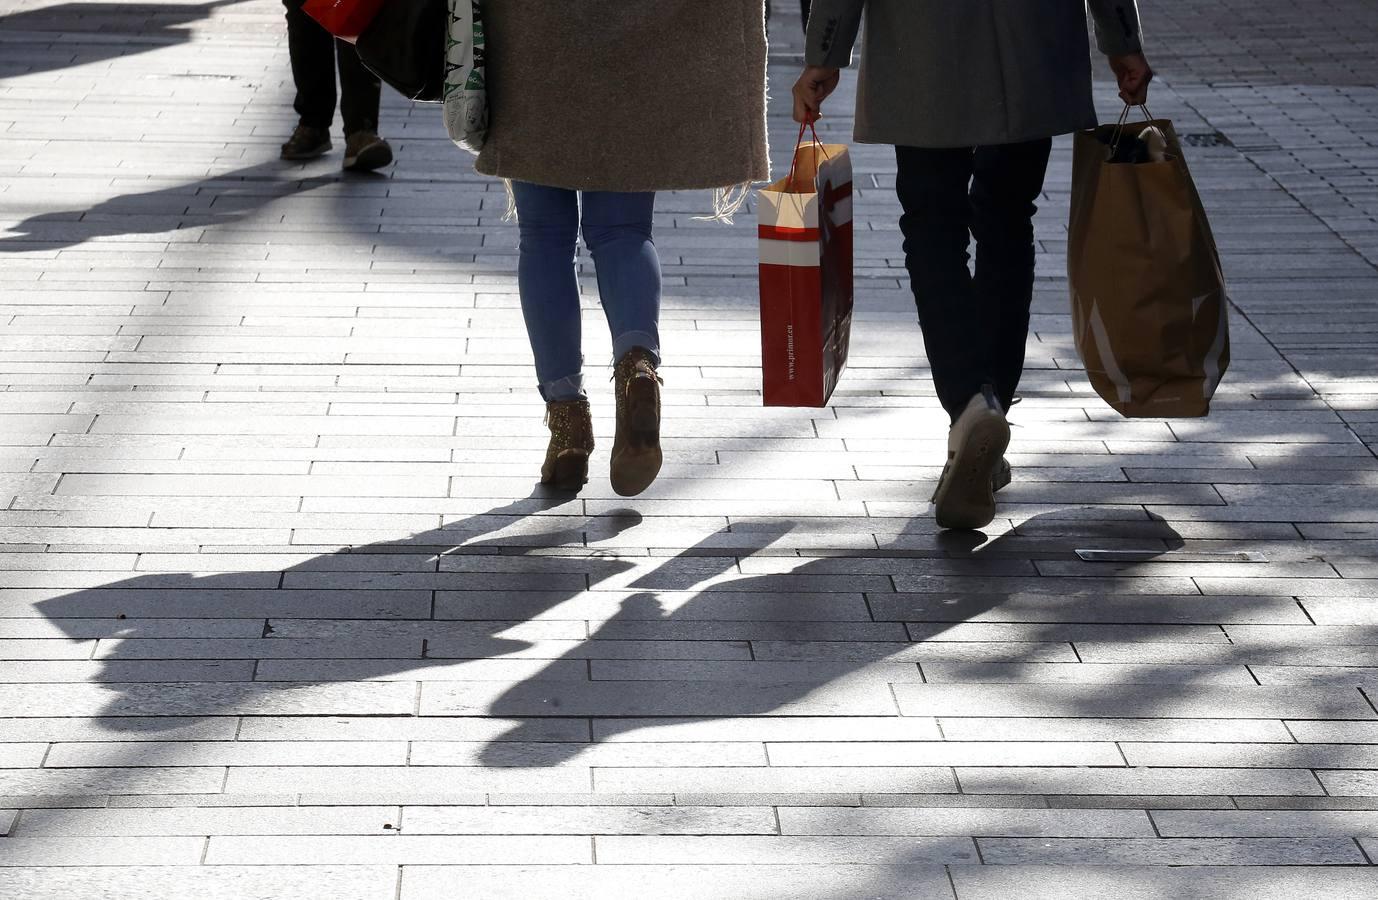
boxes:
[612,331,660,366]
[539,373,586,402]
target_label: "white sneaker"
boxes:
[932,386,1010,530]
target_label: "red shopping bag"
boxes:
[303,0,386,41]
[758,125,854,407]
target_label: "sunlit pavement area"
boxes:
[1,0,1377,895]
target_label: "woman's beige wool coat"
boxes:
[805,0,1145,149]
[475,1,771,193]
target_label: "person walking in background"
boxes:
[793,0,1153,530]
[279,0,393,171]
[472,2,768,497]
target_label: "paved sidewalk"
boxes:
[1,0,1377,896]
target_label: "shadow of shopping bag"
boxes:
[758,126,853,407]
[1068,108,1230,418]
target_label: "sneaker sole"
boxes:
[610,377,662,498]
[933,414,1011,531]
[343,142,393,172]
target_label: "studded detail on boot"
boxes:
[609,348,663,497]
[541,399,594,491]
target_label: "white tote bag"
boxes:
[443,0,488,153]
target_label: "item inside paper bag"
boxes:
[1099,126,1172,164]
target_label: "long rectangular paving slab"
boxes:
[1152,809,1378,837]
[893,684,1376,719]
[778,807,1154,837]
[593,834,979,865]
[399,805,777,835]
[398,865,956,900]
[0,867,399,900]
[13,806,401,836]
[950,866,1378,898]
[203,834,591,865]
[975,837,1366,865]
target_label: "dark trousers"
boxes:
[895,139,1053,421]
[283,0,381,135]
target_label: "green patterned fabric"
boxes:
[444,0,487,154]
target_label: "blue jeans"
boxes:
[511,181,662,402]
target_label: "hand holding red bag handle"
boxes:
[302,0,386,43]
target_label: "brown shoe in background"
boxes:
[342,130,393,172]
[541,399,594,491]
[280,124,331,161]
[609,348,663,497]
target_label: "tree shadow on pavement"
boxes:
[475,510,1200,766]
[0,1,251,80]
[0,160,340,252]
[30,491,642,735]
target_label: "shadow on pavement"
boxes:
[32,490,641,731]
[0,1,251,79]
[0,160,341,252]
[476,510,1196,765]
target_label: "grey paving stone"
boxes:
[0,866,400,900]
[402,805,776,835]
[398,864,956,900]
[421,680,900,717]
[223,766,589,795]
[0,682,416,717]
[412,740,766,768]
[893,684,1375,719]
[750,639,1078,663]
[766,741,1122,767]
[594,766,957,795]
[956,767,1324,797]
[204,834,591,865]
[14,806,401,837]
[1316,770,1378,796]
[1285,721,1378,743]
[779,807,1153,837]
[1153,809,1378,837]
[0,717,237,743]
[949,866,1378,899]
[0,743,46,767]
[919,662,1255,685]
[1122,742,1378,769]
[44,740,409,768]
[235,716,591,743]
[255,658,588,683]
[975,836,1366,865]
[0,836,206,866]
[594,834,979,864]
[0,767,224,797]
[590,716,941,743]
[937,717,1294,743]
[588,659,927,684]
[0,661,256,683]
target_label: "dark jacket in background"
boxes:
[804,0,1144,148]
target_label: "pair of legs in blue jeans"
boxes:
[511,181,661,401]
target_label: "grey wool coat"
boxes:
[474,1,770,192]
[805,0,1145,148]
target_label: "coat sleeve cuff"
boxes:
[1096,31,1144,57]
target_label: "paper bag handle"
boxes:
[1109,103,1158,157]
[787,120,831,191]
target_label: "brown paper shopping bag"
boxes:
[1068,109,1230,418]
[758,125,854,407]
